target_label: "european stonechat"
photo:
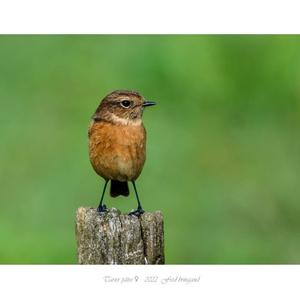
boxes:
[88,90,156,216]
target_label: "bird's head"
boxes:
[92,90,156,125]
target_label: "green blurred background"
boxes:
[0,35,300,264]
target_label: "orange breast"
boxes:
[88,120,146,181]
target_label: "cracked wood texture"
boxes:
[75,207,164,264]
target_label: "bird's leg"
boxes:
[129,181,145,216]
[97,180,109,213]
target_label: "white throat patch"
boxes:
[110,113,142,126]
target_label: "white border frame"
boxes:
[0,0,300,33]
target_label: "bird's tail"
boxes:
[110,180,129,197]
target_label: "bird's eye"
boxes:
[120,100,131,108]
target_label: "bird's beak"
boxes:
[143,100,156,107]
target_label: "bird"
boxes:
[88,90,156,216]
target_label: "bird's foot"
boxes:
[97,204,107,213]
[129,208,145,217]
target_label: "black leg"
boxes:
[97,180,108,213]
[129,181,144,216]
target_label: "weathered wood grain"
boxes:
[75,207,164,264]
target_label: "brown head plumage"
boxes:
[92,90,156,125]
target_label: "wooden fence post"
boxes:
[75,207,164,264]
